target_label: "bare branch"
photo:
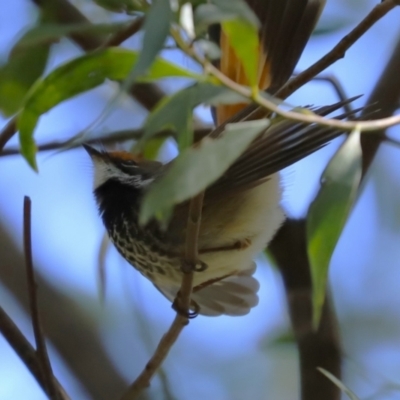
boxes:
[360,29,400,176]
[0,118,17,152]
[0,307,70,399]
[121,192,205,399]
[269,220,341,400]
[102,16,144,48]
[278,0,399,99]
[0,221,128,399]
[23,197,61,399]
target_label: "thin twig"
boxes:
[0,307,70,399]
[278,0,399,99]
[121,192,205,400]
[102,16,144,47]
[0,118,17,152]
[23,196,60,399]
[0,127,212,157]
[305,74,352,114]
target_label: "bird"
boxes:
[85,0,350,317]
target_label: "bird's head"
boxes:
[83,144,162,191]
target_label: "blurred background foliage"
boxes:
[1,0,400,399]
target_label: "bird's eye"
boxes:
[120,160,137,168]
[117,159,139,174]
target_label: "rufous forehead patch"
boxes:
[109,151,143,162]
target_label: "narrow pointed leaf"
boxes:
[17,48,200,169]
[318,368,360,400]
[307,127,362,327]
[140,119,269,224]
[0,31,50,116]
[127,0,171,83]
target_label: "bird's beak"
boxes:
[83,144,102,159]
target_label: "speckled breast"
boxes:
[107,219,182,285]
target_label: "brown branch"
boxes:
[0,221,128,400]
[0,118,17,152]
[23,197,61,399]
[102,16,144,48]
[360,29,400,176]
[0,307,69,399]
[307,74,352,114]
[278,0,399,99]
[269,220,341,400]
[121,192,205,400]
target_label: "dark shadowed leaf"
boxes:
[127,0,172,84]
[0,31,50,116]
[140,119,270,224]
[16,22,130,48]
[307,127,362,327]
[93,0,147,13]
[17,48,200,170]
[142,82,247,151]
[318,368,360,400]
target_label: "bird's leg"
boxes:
[172,295,200,319]
[199,238,252,254]
[180,259,208,273]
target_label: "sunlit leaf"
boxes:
[142,136,168,160]
[127,0,172,84]
[318,368,360,400]
[142,82,247,151]
[140,119,269,224]
[307,127,362,327]
[0,31,50,116]
[221,18,259,89]
[17,48,201,169]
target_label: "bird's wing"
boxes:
[214,0,326,125]
[209,98,362,197]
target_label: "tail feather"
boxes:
[155,263,260,317]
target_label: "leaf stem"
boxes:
[171,2,400,133]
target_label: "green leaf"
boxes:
[194,0,259,33]
[19,109,40,171]
[127,0,171,84]
[17,48,200,169]
[142,82,247,151]
[93,0,147,13]
[307,127,362,327]
[0,31,50,116]
[318,368,360,400]
[16,22,130,48]
[140,119,269,224]
[221,18,260,89]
